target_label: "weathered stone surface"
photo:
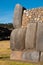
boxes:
[22,50,39,62]
[36,23,43,51]
[10,27,26,51]
[10,51,23,60]
[10,50,39,62]
[25,23,37,49]
[40,52,43,61]
[13,4,23,28]
[10,29,18,50]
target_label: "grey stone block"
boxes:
[13,4,23,28]
[10,27,26,51]
[22,50,39,62]
[10,50,39,62]
[36,23,43,51]
[10,29,18,50]
[25,23,37,49]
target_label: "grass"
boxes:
[0,41,43,65]
[0,60,40,65]
[0,41,10,60]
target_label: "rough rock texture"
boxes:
[25,23,37,49]
[22,8,43,27]
[36,23,43,52]
[22,50,39,62]
[13,4,23,28]
[10,27,26,51]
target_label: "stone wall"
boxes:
[10,4,43,62]
[22,8,43,27]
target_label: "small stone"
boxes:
[29,16,31,18]
[37,18,39,21]
[26,11,28,14]
[24,10,26,13]
[38,15,40,18]
[26,14,29,16]
[34,18,37,20]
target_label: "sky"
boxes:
[0,0,43,24]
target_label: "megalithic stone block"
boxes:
[22,50,39,62]
[13,4,23,28]
[10,27,26,51]
[36,23,43,52]
[10,29,18,50]
[25,23,37,49]
[10,51,23,60]
[10,50,39,62]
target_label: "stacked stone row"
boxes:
[22,8,43,27]
[10,4,43,62]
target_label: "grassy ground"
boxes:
[0,60,42,65]
[0,41,10,60]
[0,40,43,65]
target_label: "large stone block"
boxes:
[10,51,23,60]
[22,50,39,62]
[36,23,43,51]
[10,50,39,62]
[25,23,37,49]
[13,4,23,28]
[10,27,26,51]
[10,29,18,50]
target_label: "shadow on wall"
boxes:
[0,27,12,41]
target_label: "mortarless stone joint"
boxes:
[10,4,43,62]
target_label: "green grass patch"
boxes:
[0,60,42,65]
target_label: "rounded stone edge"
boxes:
[13,4,26,28]
[10,29,18,50]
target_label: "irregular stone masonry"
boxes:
[22,8,43,27]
